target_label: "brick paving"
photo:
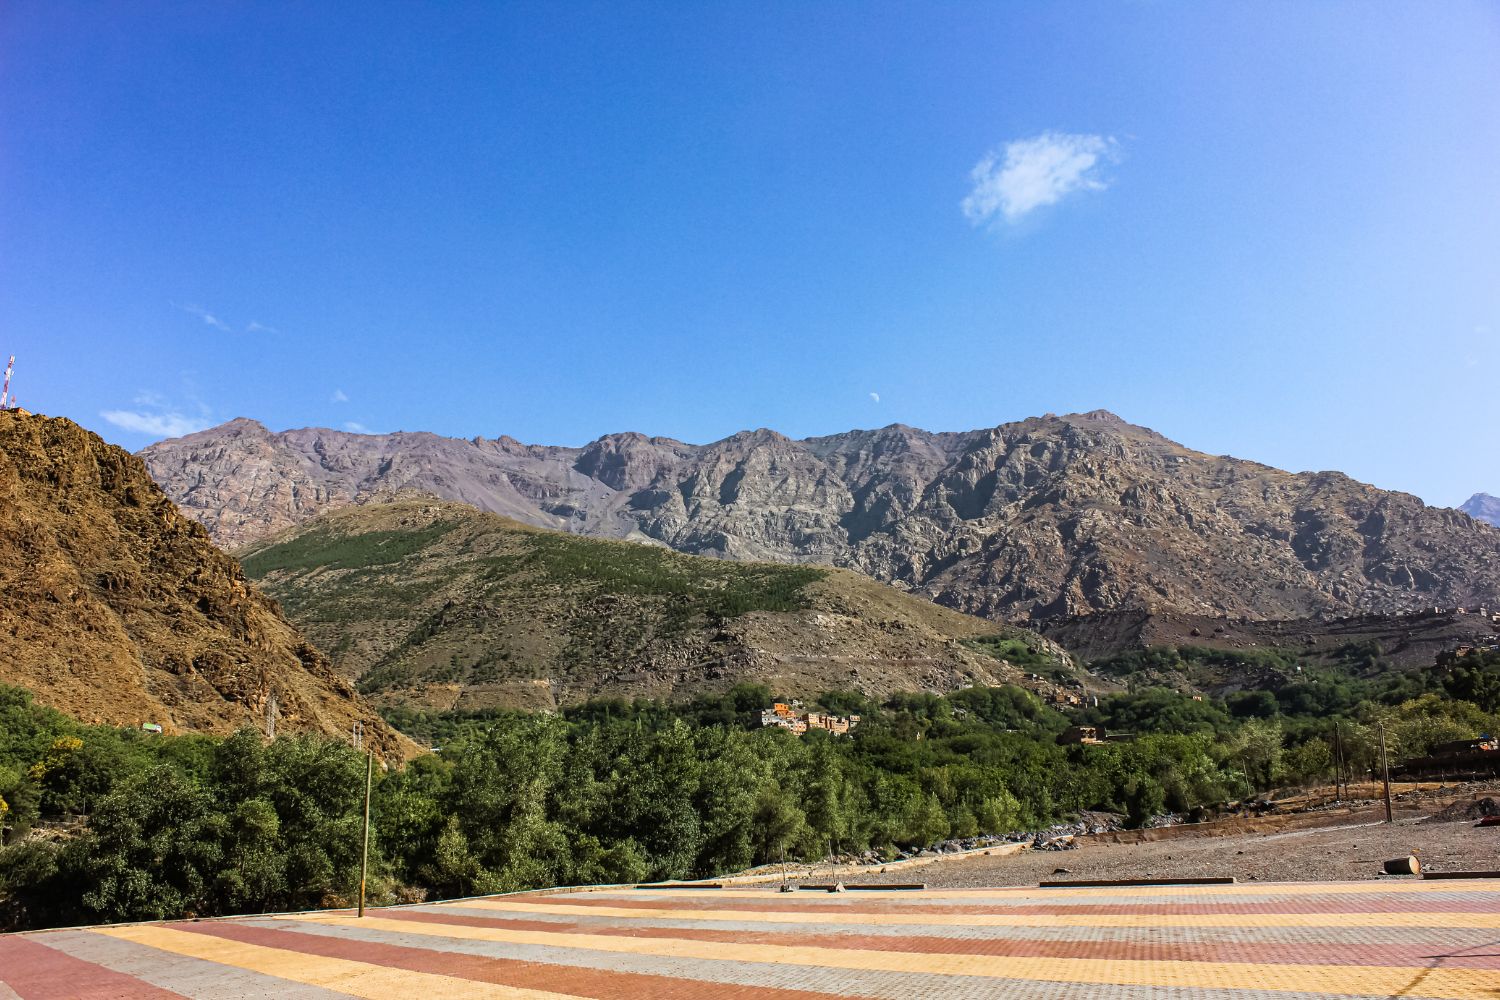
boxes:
[2,880,1498,998]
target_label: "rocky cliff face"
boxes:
[0,411,409,757]
[1462,493,1500,528]
[140,410,1500,622]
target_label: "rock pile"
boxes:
[1431,797,1500,823]
[830,811,1129,865]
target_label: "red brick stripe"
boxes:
[175,921,845,999]
[380,907,1500,971]
[0,936,187,1000]
[518,893,1488,917]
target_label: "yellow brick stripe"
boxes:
[293,913,1499,999]
[457,897,1500,929]
[94,924,586,1000]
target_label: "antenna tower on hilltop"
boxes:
[0,356,13,410]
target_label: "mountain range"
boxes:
[1462,493,1500,528]
[0,411,409,757]
[142,411,1500,623]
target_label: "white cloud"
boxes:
[103,383,213,439]
[962,132,1119,226]
[869,392,880,403]
[101,409,210,438]
[245,321,278,335]
[177,302,231,332]
[343,421,372,434]
[331,389,349,403]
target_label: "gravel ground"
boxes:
[852,801,1500,887]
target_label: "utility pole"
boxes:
[1378,721,1394,824]
[358,746,373,917]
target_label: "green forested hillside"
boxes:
[239,499,1068,710]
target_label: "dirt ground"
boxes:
[856,790,1500,887]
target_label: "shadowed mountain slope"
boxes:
[0,411,409,757]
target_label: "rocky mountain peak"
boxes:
[574,432,692,492]
[1462,492,1500,527]
[713,427,794,450]
[212,416,271,437]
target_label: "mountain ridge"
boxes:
[140,410,1500,623]
[0,410,410,757]
[237,498,1075,711]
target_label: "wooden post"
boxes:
[1333,725,1344,800]
[1378,722,1393,824]
[358,747,373,917]
[1332,722,1344,803]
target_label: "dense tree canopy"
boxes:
[3,650,1498,932]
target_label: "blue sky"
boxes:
[2,2,1496,505]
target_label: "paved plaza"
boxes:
[2,879,1496,998]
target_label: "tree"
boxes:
[374,754,451,884]
[1232,718,1284,792]
[422,818,488,899]
[1444,653,1500,713]
[803,743,851,855]
[1227,690,1279,720]
[692,729,766,875]
[72,767,226,923]
[975,789,1024,833]
[1280,738,1332,787]
[0,765,40,843]
[749,782,810,866]
[217,799,285,914]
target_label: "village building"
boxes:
[760,702,860,737]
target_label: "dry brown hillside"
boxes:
[0,411,409,758]
[239,499,1078,711]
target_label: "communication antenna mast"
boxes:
[0,356,13,410]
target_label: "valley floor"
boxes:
[855,788,1500,888]
[862,809,1496,888]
